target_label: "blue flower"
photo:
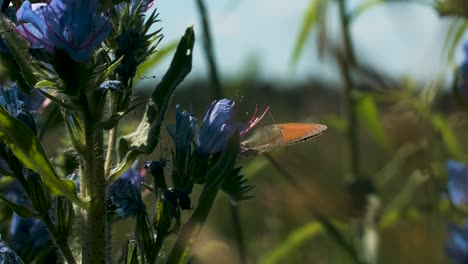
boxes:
[9,214,52,257]
[0,238,24,264]
[0,83,23,117]
[447,161,468,206]
[197,99,236,156]
[16,0,111,62]
[167,105,197,154]
[99,80,122,91]
[110,161,145,218]
[197,99,269,156]
[446,223,468,263]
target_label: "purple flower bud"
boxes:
[446,223,468,263]
[16,0,111,62]
[167,105,197,154]
[110,161,145,218]
[447,161,468,206]
[197,99,236,156]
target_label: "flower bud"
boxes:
[55,196,74,239]
[26,172,51,215]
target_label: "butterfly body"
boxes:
[240,123,327,155]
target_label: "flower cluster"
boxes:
[16,0,111,62]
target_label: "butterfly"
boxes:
[240,123,327,156]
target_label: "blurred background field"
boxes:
[37,0,468,263]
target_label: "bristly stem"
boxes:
[104,93,118,178]
[81,94,108,264]
[195,0,222,99]
[41,214,77,264]
[337,0,360,179]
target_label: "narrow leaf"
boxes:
[0,194,37,218]
[259,222,323,264]
[136,39,179,78]
[109,27,195,183]
[290,0,326,67]
[0,107,87,208]
[356,94,389,149]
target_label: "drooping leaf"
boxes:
[109,27,195,183]
[259,222,323,264]
[0,107,86,208]
[356,94,389,149]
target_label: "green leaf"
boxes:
[349,0,383,20]
[442,19,468,67]
[0,17,39,88]
[0,106,87,208]
[290,0,327,67]
[166,132,240,264]
[0,194,37,218]
[63,111,86,155]
[221,167,254,204]
[36,80,57,89]
[431,114,463,159]
[95,56,125,86]
[412,100,463,159]
[109,27,195,184]
[356,94,389,149]
[136,39,179,79]
[259,222,323,264]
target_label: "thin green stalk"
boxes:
[337,0,360,179]
[230,203,247,264]
[195,2,247,263]
[81,95,108,264]
[195,0,222,99]
[42,214,77,264]
[165,188,220,263]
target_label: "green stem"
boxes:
[337,0,360,179]
[195,0,222,99]
[81,95,107,264]
[104,124,118,178]
[229,203,246,264]
[42,214,77,264]
[104,94,118,178]
[165,188,219,263]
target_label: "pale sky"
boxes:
[141,0,460,87]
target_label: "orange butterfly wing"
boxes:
[240,123,327,155]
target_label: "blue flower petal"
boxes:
[447,161,468,206]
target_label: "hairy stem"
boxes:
[81,95,107,264]
[104,124,118,178]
